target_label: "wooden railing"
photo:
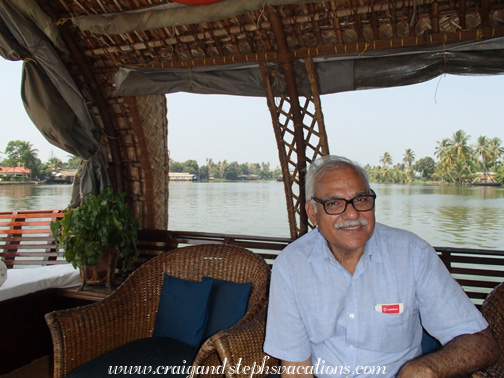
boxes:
[138,230,504,307]
[1,210,503,307]
[437,247,504,306]
[0,210,65,268]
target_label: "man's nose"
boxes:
[342,202,359,218]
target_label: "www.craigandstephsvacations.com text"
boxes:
[107,356,387,376]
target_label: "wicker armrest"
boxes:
[469,282,504,377]
[209,306,278,378]
[45,271,161,377]
[471,372,490,377]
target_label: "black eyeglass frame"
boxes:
[311,189,377,215]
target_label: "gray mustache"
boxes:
[334,219,369,230]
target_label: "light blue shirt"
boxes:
[264,223,488,377]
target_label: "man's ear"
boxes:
[305,200,318,226]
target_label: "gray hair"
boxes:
[305,155,371,206]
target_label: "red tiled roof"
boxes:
[0,167,31,174]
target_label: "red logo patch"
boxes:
[381,304,400,313]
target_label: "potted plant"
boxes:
[51,186,139,289]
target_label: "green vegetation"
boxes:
[170,158,282,181]
[367,130,504,184]
[3,128,504,185]
[0,140,81,182]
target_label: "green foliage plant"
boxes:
[51,187,139,270]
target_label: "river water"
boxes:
[1,182,503,250]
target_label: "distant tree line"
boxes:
[0,140,81,181]
[170,158,282,181]
[366,130,504,185]
[4,129,504,185]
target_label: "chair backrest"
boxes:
[160,244,270,312]
[119,243,271,331]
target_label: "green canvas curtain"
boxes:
[0,0,110,207]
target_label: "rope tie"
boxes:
[83,133,116,163]
[23,38,44,65]
[23,57,38,65]
[358,42,370,57]
[56,18,71,26]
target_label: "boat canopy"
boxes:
[0,0,503,237]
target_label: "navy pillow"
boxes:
[202,277,252,339]
[421,329,439,354]
[152,274,213,347]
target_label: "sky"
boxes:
[1,58,503,168]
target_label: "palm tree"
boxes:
[403,149,415,170]
[5,140,38,167]
[48,155,63,173]
[379,152,393,168]
[435,139,452,183]
[489,138,504,172]
[473,136,492,179]
[440,153,459,183]
[4,140,39,179]
[449,130,473,176]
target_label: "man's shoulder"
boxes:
[277,228,321,261]
[372,222,434,257]
[375,222,428,243]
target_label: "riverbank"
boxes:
[0,181,72,186]
[0,181,38,185]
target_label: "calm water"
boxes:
[1,182,504,250]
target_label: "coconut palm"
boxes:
[435,139,452,182]
[4,140,38,168]
[449,130,473,176]
[439,154,459,183]
[403,149,415,169]
[379,152,393,168]
[489,138,504,171]
[473,136,492,179]
[47,155,64,173]
[4,140,39,179]
[402,149,415,182]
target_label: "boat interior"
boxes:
[1,0,504,376]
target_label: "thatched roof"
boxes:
[1,0,503,236]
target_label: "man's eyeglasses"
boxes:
[311,189,376,215]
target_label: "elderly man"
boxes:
[264,155,498,377]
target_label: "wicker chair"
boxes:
[471,282,504,377]
[45,244,277,378]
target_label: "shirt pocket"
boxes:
[361,310,415,353]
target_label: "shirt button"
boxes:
[349,344,354,349]
[349,313,355,319]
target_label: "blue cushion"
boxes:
[152,274,213,346]
[421,329,439,354]
[67,337,199,377]
[202,277,252,339]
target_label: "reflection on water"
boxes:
[1,182,503,250]
[0,184,73,211]
[168,181,290,238]
[373,183,504,249]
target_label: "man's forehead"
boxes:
[317,166,366,185]
[315,168,369,196]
